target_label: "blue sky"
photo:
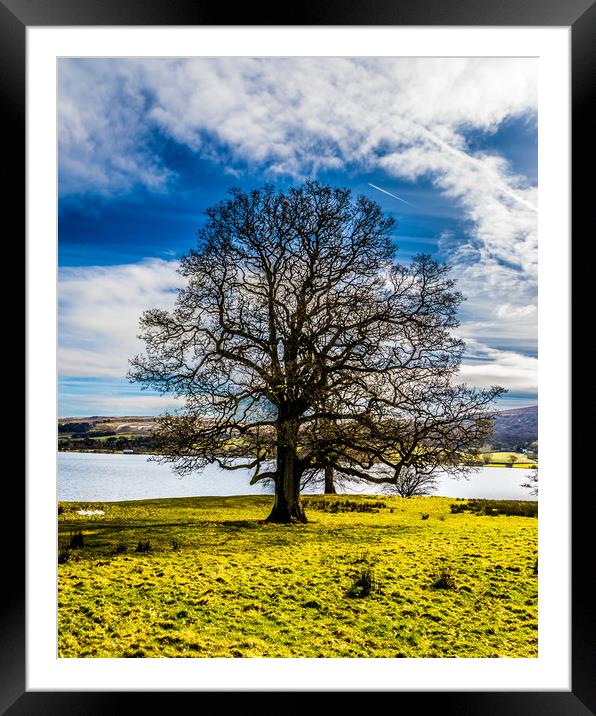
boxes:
[58,58,538,417]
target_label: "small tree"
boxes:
[521,466,538,496]
[384,465,438,498]
[129,181,503,523]
[481,451,492,465]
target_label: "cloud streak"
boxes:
[368,183,413,206]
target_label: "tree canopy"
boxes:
[129,181,504,522]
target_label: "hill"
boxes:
[58,416,159,433]
[490,406,537,451]
[58,416,160,453]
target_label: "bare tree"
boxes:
[299,376,501,492]
[521,466,538,496]
[383,466,439,498]
[129,181,504,523]
[505,453,518,468]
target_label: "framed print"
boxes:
[7,0,592,712]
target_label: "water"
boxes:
[58,452,537,502]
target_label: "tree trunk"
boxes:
[324,465,336,494]
[266,415,307,523]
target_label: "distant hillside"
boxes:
[58,416,159,433]
[58,416,160,453]
[490,406,537,451]
[58,407,538,454]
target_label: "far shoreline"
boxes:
[58,449,538,469]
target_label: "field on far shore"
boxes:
[467,452,538,469]
[58,494,538,658]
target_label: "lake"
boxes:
[58,452,537,502]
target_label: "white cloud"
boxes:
[58,257,537,396]
[459,340,537,394]
[58,61,171,196]
[57,256,537,407]
[496,303,537,320]
[60,392,183,417]
[59,259,184,378]
[59,57,536,194]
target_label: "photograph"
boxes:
[0,0,588,703]
[56,55,541,659]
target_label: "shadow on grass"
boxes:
[57,511,419,563]
[215,519,267,529]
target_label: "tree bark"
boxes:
[324,465,337,494]
[266,415,307,523]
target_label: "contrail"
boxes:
[368,183,413,206]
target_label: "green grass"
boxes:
[58,494,538,658]
[61,433,137,442]
[481,452,537,468]
[450,499,538,518]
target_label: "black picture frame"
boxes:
[8,0,593,712]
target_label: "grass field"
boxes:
[484,452,537,468]
[58,494,538,658]
[465,452,538,469]
[58,433,138,443]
